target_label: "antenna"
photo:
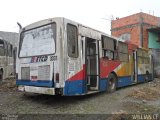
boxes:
[102,14,114,21]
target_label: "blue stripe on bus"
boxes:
[137,74,145,83]
[64,79,108,96]
[16,79,54,87]
[99,78,108,92]
[117,74,153,88]
[64,80,87,96]
[117,76,133,87]
[137,74,152,83]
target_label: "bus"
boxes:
[0,37,14,80]
[16,17,153,96]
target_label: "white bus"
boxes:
[16,17,153,96]
[0,37,14,80]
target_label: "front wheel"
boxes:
[107,73,117,93]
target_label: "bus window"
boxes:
[67,24,78,58]
[0,40,5,56]
[137,49,150,64]
[19,23,56,57]
[137,49,144,64]
[102,36,116,60]
[104,50,114,60]
[118,42,129,62]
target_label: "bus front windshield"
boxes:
[19,23,56,57]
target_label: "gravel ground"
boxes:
[0,78,160,119]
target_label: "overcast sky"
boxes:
[0,0,159,34]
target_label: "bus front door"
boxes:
[85,38,99,91]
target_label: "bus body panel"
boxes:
[16,17,153,96]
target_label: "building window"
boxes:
[119,33,131,42]
[67,24,78,58]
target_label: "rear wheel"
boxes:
[108,73,117,93]
[0,69,3,81]
[145,71,150,82]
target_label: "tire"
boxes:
[0,69,3,81]
[145,71,150,82]
[107,73,117,93]
[0,75,2,81]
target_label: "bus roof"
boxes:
[22,17,113,39]
[21,17,123,43]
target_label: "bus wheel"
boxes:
[0,70,3,81]
[145,71,150,82]
[0,75,2,81]
[108,73,117,93]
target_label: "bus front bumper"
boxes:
[18,86,55,95]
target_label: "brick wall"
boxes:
[112,25,140,46]
[111,13,140,29]
[142,13,159,26]
[143,25,150,48]
[111,12,160,48]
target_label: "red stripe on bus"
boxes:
[68,59,121,81]
[100,58,121,78]
[68,64,86,81]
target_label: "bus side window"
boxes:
[67,24,78,58]
[118,42,129,62]
[102,35,116,60]
[103,50,114,60]
[137,49,149,64]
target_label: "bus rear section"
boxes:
[16,21,60,95]
[16,18,101,96]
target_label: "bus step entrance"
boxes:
[87,75,99,91]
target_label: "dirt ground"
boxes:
[0,78,160,119]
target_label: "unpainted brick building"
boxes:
[111,12,160,48]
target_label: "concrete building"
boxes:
[0,31,18,76]
[0,31,18,47]
[111,12,160,77]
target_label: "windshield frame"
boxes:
[18,22,56,58]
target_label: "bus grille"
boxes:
[21,67,30,80]
[38,65,50,80]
